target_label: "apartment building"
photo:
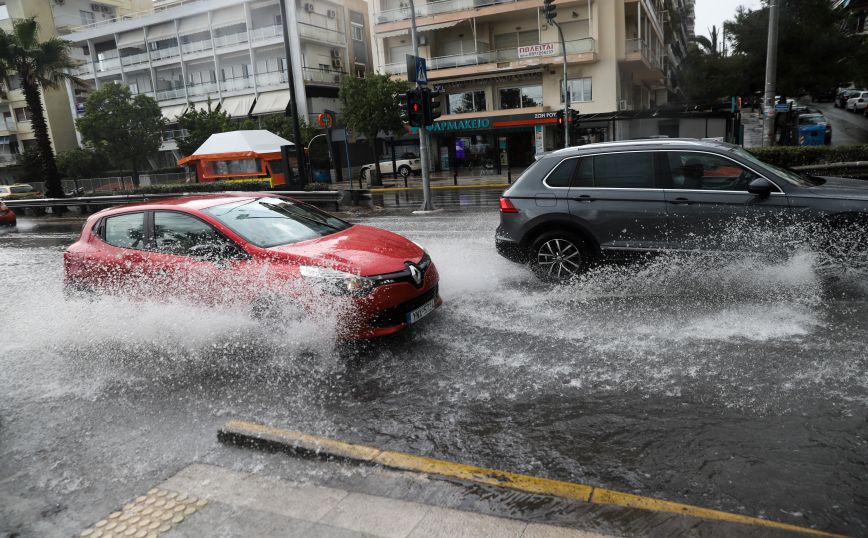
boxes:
[370,0,693,169]
[0,0,149,183]
[61,0,373,166]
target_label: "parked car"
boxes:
[0,200,15,226]
[846,91,868,112]
[835,89,861,108]
[0,183,42,200]
[360,152,421,182]
[797,113,831,145]
[64,194,442,339]
[496,139,868,281]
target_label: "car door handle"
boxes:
[668,197,694,205]
[571,195,595,202]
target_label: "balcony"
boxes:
[0,153,19,166]
[150,46,180,62]
[95,52,121,72]
[250,24,282,42]
[625,38,664,72]
[255,70,288,88]
[187,82,218,97]
[0,118,15,132]
[221,76,254,92]
[298,23,346,46]
[121,51,150,67]
[181,39,212,55]
[156,87,186,101]
[72,63,93,77]
[302,67,346,85]
[213,31,249,49]
[384,38,596,75]
[376,0,522,24]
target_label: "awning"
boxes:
[220,95,255,118]
[211,6,245,28]
[252,91,291,115]
[146,22,177,41]
[116,29,145,48]
[161,104,187,122]
[421,21,460,31]
[379,28,408,39]
[178,13,210,35]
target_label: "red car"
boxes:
[63,194,441,339]
[0,201,15,226]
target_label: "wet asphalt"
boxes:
[1,210,866,537]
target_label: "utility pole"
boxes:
[278,0,307,183]
[408,0,435,211]
[544,0,568,148]
[762,0,779,147]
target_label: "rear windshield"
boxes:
[203,197,351,248]
[799,115,826,125]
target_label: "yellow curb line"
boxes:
[218,420,844,538]
[369,183,509,193]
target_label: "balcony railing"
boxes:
[0,153,19,164]
[302,67,346,85]
[121,51,150,67]
[187,82,218,97]
[150,46,180,61]
[0,119,16,131]
[250,24,282,42]
[625,38,663,70]
[95,52,121,72]
[72,63,93,76]
[213,31,248,48]
[298,23,346,46]
[377,0,521,24]
[384,38,595,73]
[181,39,212,55]
[156,87,186,100]
[221,76,254,92]
[256,70,288,88]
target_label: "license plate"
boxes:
[406,298,436,325]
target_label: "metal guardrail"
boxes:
[3,191,343,210]
[792,161,868,171]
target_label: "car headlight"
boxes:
[299,265,374,296]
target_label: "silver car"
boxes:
[496,139,868,281]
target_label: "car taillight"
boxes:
[499,197,519,213]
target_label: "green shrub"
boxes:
[747,144,868,167]
[116,180,271,195]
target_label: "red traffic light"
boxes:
[412,103,420,112]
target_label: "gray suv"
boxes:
[496,139,868,281]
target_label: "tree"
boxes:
[57,148,106,192]
[76,83,164,187]
[0,18,79,198]
[16,146,43,185]
[338,74,409,186]
[175,100,233,156]
[259,114,321,147]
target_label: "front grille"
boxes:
[370,285,439,328]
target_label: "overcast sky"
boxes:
[693,0,764,40]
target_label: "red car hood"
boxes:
[267,224,424,276]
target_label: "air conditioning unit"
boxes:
[618,99,628,110]
[330,48,340,58]
[327,9,336,19]
[304,3,314,13]
[333,74,341,83]
[332,57,342,69]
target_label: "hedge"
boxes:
[116,180,271,195]
[747,144,868,167]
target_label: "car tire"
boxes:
[398,165,411,178]
[529,231,593,283]
[360,168,370,182]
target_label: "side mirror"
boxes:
[747,177,773,198]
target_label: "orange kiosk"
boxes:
[177,130,296,187]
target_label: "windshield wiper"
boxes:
[260,203,343,231]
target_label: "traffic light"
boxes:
[424,89,443,125]
[568,108,579,130]
[555,109,564,126]
[543,0,557,22]
[408,88,425,127]
[398,91,410,123]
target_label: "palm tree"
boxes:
[0,18,79,198]
[693,25,719,57]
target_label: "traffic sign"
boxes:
[317,112,335,128]
[415,57,427,85]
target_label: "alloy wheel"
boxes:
[537,238,583,280]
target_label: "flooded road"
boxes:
[1,213,867,536]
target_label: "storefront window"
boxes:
[499,85,543,109]
[205,158,260,176]
[449,90,486,114]
[562,77,593,103]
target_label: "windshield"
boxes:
[799,115,826,125]
[730,147,821,187]
[203,197,351,248]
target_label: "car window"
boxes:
[0,187,9,194]
[11,185,33,193]
[104,212,146,249]
[545,158,577,187]
[153,211,235,258]
[666,152,758,191]
[593,152,655,188]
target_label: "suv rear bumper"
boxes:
[495,232,527,264]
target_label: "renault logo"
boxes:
[407,263,423,286]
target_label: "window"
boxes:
[104,212,145,249]
[80,10,95,26]
[205,159,260,176]
[545,158,577,187]
[499,85,542,109]
[203,197,351,248]
[593,153,655,189]
[448,90,486,114]
[665,152,758,191]
[354,63,366,77]
[351,23,364,42]
[153,211,232,257]
[493,30,539,49]
[14,107,32,122]
[562,77,593,103]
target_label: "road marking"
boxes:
[219,420,845,538]
[369,183,509,193]
[79,487,206,537]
